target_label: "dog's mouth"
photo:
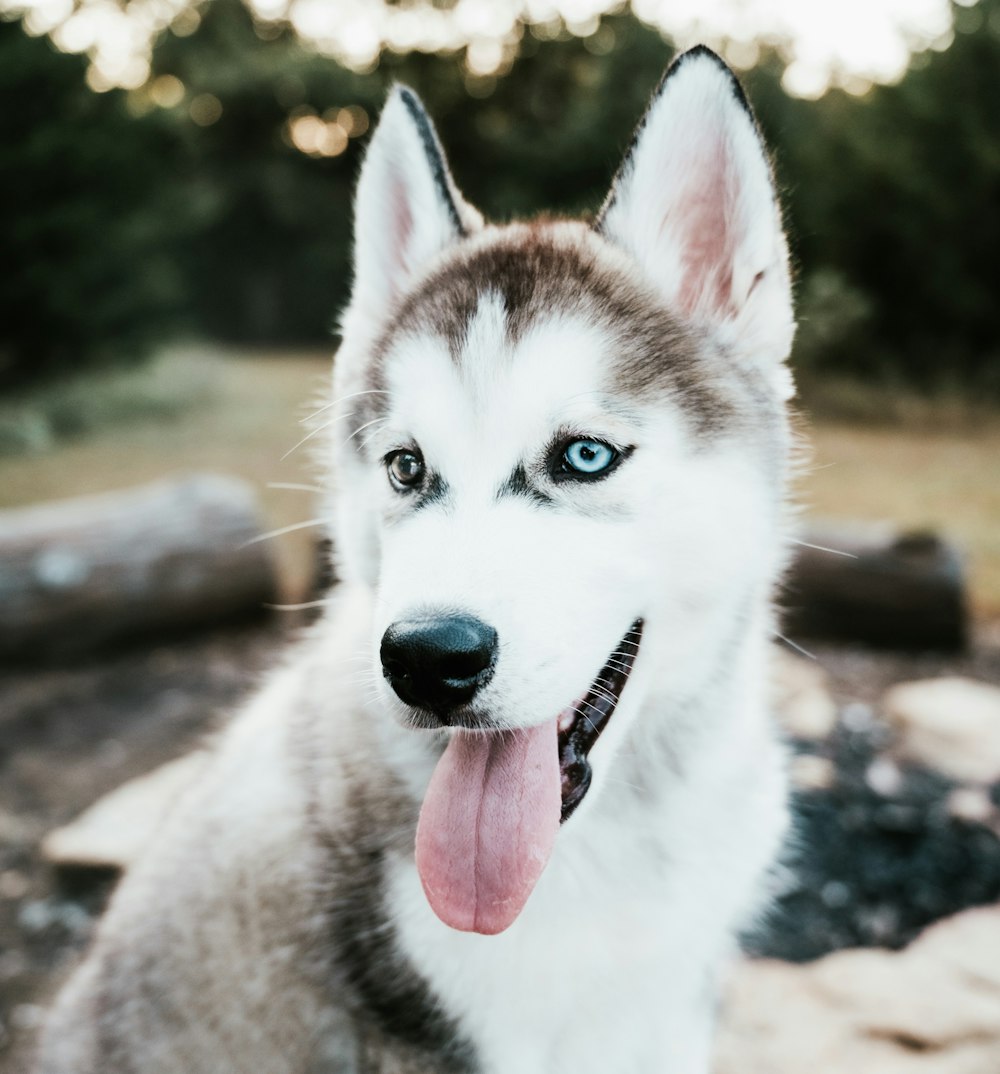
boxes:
[557,619,643,822]
[414,619,643,936]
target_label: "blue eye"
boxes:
[560,439,618,478]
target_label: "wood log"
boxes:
[0,474,279,663]
[782,521,968,652]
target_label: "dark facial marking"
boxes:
[495,464,554,506]
[411,470,450,511]
[397,87,466,239]
[365,225,735,437]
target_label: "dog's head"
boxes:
[329,47,794,934]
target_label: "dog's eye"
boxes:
[558,439,619,479]
[386,450,424,489]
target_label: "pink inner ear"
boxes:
[387,174,415,300]
[673,141,737,320]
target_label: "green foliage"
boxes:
[401,18,672,220]
[0,348,217,456]
[0,20,187,389]
[750,2,1000,386]
[152,0,366,342]
[150,3,673,341]
[5,0,1000,392]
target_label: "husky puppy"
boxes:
[37,46,795,1074]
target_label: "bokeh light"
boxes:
[189,92,223,126]
[0,0,960,98]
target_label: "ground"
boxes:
[1,348,998,1071]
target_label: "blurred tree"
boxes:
[0,20,186,389]
[150,4,673,342]
[759,0,1000,387]
[405,17,673,220]
[5,0,999,390]
[151,0,369,342]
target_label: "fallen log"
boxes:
[782,521,968,652]
[0,474,279,663]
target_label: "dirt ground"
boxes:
[0,617,295,1072]
[2,614,1000,1072]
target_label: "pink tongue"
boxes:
[415,719,561,935]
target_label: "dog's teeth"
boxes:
[558,710,576,732]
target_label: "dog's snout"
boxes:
[380,614,498,719]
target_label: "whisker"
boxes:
[305,389,389,422]
[242,518,328,546]
[602,776,647,793]
[358,425,389,452]
[299,408,357,429]
[282,415,343,460]
[344,416,387,446]
[574,699,605,735]
[775,633,816,660]
[264,599,335,611]
[589,685,620,707]
[592,676,623,696]
[790,538,857,559]
[348,673,384,691]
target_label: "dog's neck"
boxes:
[605,604,777,820]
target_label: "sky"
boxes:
[0,0,962,97]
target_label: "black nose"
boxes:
[380,614,498,718]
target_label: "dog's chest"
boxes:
[383,827,715,1074]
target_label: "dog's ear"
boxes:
[597,47,795,398]
[351,85,482,320]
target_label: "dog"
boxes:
[36,45,795,1074]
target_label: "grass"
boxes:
[0,353,219,457]
[0,347,998,617]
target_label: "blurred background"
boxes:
[1,0,1000,1070]
[1,0,1000,603]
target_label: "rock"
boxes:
[864,756,904,797]
[883,677,1000,783]
[0,870,30,900]
[716,903,1000,1073]
[789,753,836,791]
[41,751,207,872]
[0,807,41,846]
[771,647,838,740]
[947,787,997,826]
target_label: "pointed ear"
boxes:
[350,85,482,320]
[597,47,795,398]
